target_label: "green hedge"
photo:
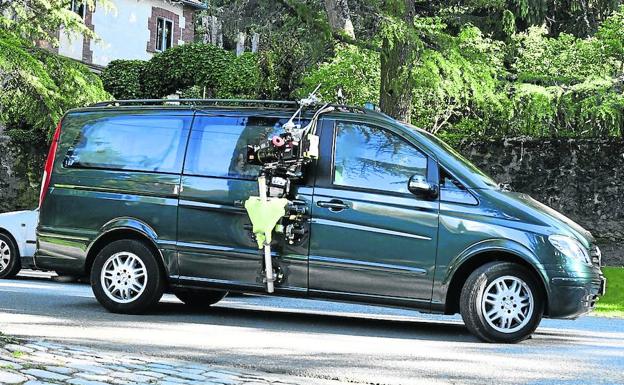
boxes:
[101,43,261,100]
[99,60,145,100]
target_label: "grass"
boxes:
[0,332,17,345]
[594,267,624,318]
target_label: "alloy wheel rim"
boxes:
[480,275,534,334]
[101,251,147,304]
[0,240,11,272]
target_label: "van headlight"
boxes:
[549,235,591,265]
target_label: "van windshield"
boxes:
[402,123,499,189]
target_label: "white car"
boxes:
[0,209,38,278]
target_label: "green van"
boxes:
[36,100,606,343]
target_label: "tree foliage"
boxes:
[512,27,615,84]
[299,44,380,106]
[412,25,509,137]
[0,0,114,43]
[293,3,624,140]
[596,5,624,67]
[0,32,109,144]
[0,31,110,207]
[101,1,624,140]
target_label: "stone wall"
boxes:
[457,138,624,266]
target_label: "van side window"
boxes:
[333,122,427,194]
[440,168,478,205]
[67,115,191,173]
[184,116,301,179]
[440,169,465,190]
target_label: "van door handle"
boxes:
[317,200,349,212]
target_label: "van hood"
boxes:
[487,190,595,247]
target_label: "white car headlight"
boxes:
[549,235,591,265]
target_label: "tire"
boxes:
[0,233,21,279]
[460,262,544,343]
[174,289,227,310]
[90,239,165,314]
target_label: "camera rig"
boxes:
[244,86,334,293]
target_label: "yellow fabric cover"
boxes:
[244,196,288,249]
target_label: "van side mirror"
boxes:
[408,174,438,199]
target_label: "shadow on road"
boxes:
[5,274,477,342]
[16,297,476,343]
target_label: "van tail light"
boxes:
[39,120,63,208]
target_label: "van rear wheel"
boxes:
[0,234,21,279]
[174,289,227,310]
[460,262,544,343]
[90,239,165,314]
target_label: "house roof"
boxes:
[177,0,207,10]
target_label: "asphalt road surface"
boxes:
[1,271,623,385]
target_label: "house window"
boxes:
[156,18,173,51]
[69,0,85,19]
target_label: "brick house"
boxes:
[55,0,205,68]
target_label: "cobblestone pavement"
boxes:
[0,336,342,385]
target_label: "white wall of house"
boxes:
[91,0,187,66]
[58,29,84,61]
[57,0,190,67]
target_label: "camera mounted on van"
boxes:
[246,130,320,198]
[244,85,333,294]
[246,85,326,198]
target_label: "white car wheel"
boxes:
[0,234,20,278]
[0,239,11,272]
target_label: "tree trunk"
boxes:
[202,15,223,48]
[379,1,417,122]
[251,32,260,53]
[324,0,355,39]
[236,31,247,56]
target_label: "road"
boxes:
[1,272,623,385]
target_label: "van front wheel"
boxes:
[460,262,544,343]
[91,239,165,314]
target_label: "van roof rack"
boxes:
[88,98,389,119]
[89,99,299,108]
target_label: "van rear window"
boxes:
[184,115,302,179]
[66,114,192,173]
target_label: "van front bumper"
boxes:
[546,274,606,319]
